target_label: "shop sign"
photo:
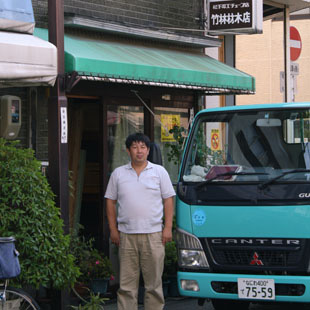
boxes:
[207,0,263,35]
[61,107,68,144]
[161,114,180,142]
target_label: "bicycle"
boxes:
[0,237,40,310]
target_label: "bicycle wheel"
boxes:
[0,286,40,310]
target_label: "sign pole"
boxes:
[284,6,291,102]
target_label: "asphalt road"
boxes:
[165,299,310,310]
[103,297,209,310]
[104,297,310,310]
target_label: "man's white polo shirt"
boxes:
[104,161,175,234]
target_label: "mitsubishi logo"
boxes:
[250,252,264,266]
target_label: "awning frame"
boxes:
[64,71,255,95]
[35,28,255,95]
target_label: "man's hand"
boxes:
[110,228,120,246]
[163,196,174,245]
[106,198,120,246]
[162,226,172,245]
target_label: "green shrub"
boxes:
[163,241,177,280]
[0,139,79,289]
[71,290,107,310]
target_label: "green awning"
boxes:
[35,28,255,94]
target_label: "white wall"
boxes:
[205,46,220,109]
[235,18,310,105]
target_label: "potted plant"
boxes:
[70,229,94,295]
[82,248,114,295]
[70,228,114,295]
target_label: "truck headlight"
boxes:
[176,228,209,268]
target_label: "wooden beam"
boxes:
[48,2,69,308]
[99,98,110,255]
[68,107,84,229]
[67,94,100,100]
[48,0,69,231]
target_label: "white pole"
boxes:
[284,6,291,102]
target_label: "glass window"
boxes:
[283,111,310,144]
[107,105,144,174]
[181,108,310,183]
[154,107,189,184]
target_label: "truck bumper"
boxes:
[178,272,310,303]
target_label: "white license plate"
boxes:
[238,278,275,300]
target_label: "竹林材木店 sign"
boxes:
[207,0,263,35]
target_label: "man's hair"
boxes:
[125,132,151,149]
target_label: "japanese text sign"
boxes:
[207,0,262,35]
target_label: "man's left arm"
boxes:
[162,196,174,245]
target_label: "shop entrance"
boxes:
[68,98,146,249]
[67,91,194,253]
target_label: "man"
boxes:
[105,132,175,310]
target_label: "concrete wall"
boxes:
[236,18,310,105]
[291,19,310,103]
[32,0,203,35]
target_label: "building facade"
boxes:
[236,14,310,105]
[0,0,254,257]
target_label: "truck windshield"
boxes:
[182,108,310,184]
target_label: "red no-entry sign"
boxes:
[290,26,302,62]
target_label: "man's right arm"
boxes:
[106,198,120,246]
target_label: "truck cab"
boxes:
[176,103,310,309]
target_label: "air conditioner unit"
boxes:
[0,95,22,140]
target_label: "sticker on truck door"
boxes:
[192,210,206,226]
[211,129,221,151]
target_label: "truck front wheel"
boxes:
[211,299,250,310]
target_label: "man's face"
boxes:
[127,141,150,165]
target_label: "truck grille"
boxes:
[212,249,301,267]
[205,238,307,270]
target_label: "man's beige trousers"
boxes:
[117,232,165,310]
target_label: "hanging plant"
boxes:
[165,125,187,165]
